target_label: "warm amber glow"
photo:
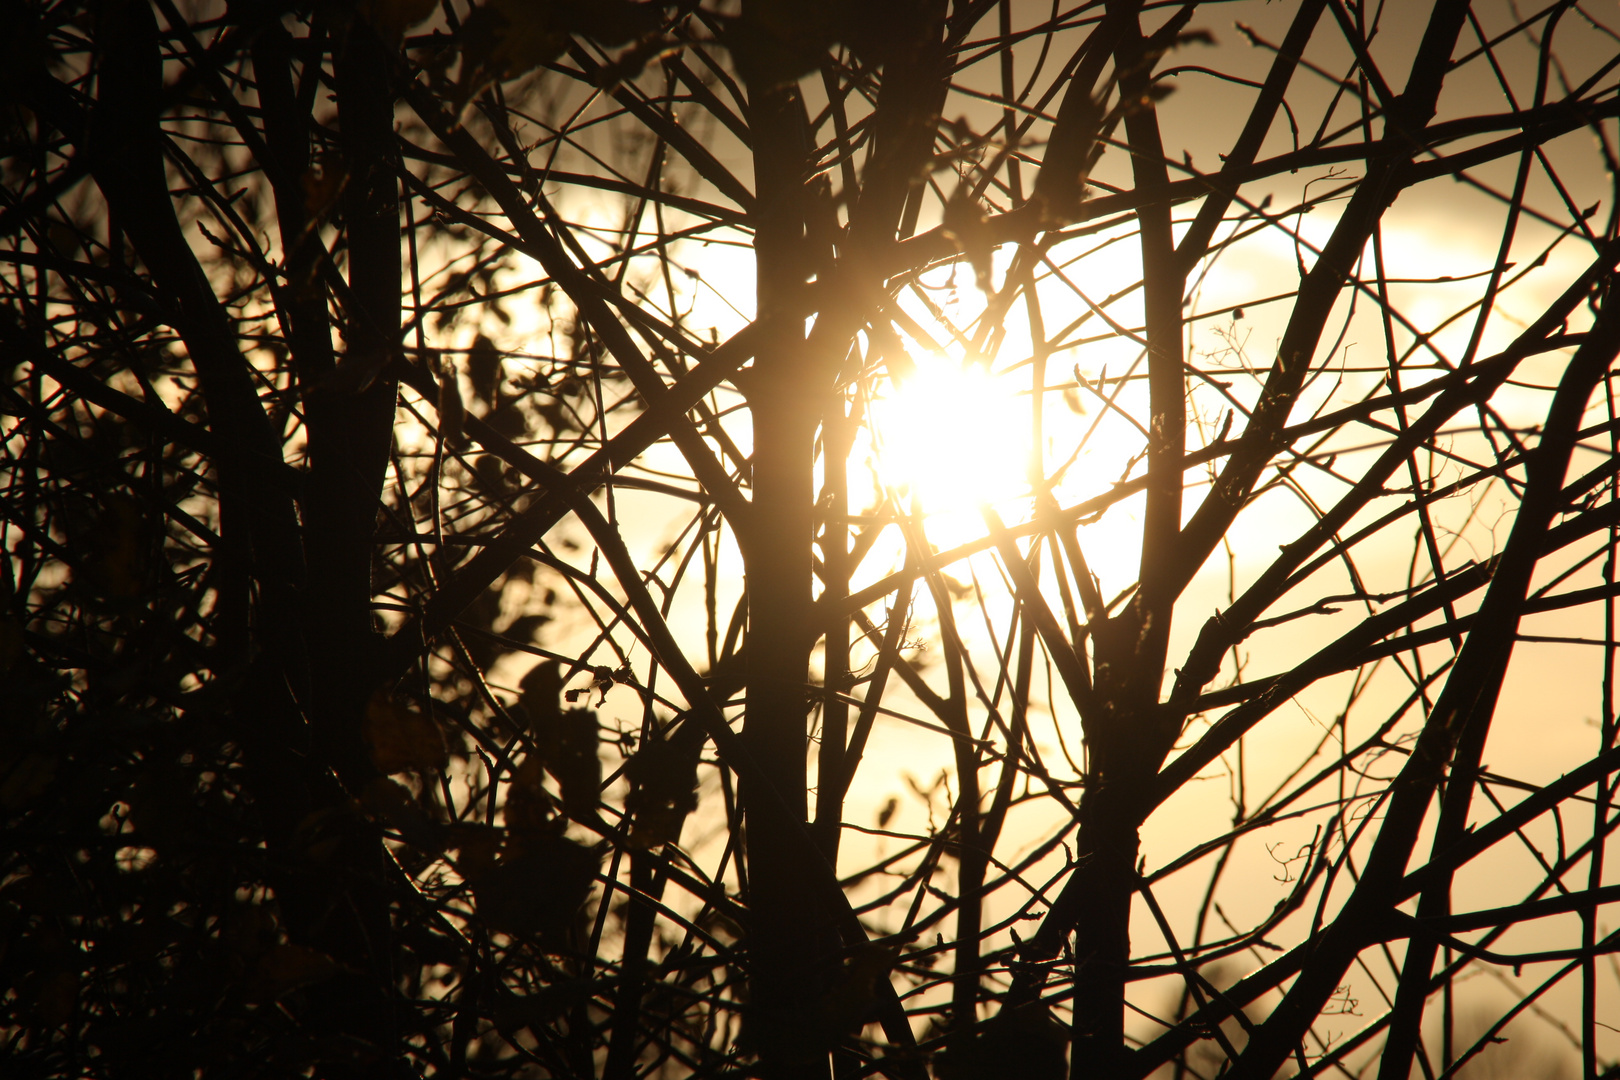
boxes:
[870,351,1031,519]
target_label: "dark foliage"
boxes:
[3,2,1619,1079]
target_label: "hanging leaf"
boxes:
[363,690,447,775]
[358,776,446,853]
[83,493,151,599]
[446,0,662,106]
[942,185,996,298]
[300,157,346,219]
[473,454,509,494]
[722,1,832,90]
[934,1002,1068,1080]
[0,750,57,810]
[519,662,601,823]
[126,763,199,847]
[520,660,564,735]
[503,756,557,848]
[358,0,441,43]
[436,351,466,448]
[550,708,601,824]
[624,728,700,849]
[877,796,898,828]
[817,942,900,1035]
[29,968,77,1028]
[451,0,569,102]
[467,332,502,407]
[493,982,592,1036]
[446,823,504,878]
[462,833,598,939]
[868,319,917,384]
[500,614,551,654]
[221,903,280,973]
[1031,85,1104,226]
[591,33,680,89]
[291,803,371,865]
[246,944,346,1003]
[723,0,941,89]
[0,615,22,671]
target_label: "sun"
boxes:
[870,351,1031,525]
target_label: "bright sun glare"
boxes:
[872,351,1030,521]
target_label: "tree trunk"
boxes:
[743,70,833,1077]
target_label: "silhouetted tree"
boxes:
[5,2,1620,1079]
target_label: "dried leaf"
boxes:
[817,943,899,1034]
[0,751,57,809]
[722,5,830,90]
[503,757,557,849]
[0,616,22,671]
[467,332,502,407]
[550,708,601,824]
[127,764,198,845]
[464,834,598,938]
[520,661,564,733]
[521,663,602,823]
[88,494,149,599]
[934,1003,1067,1080]
[436,352,466,448]
[32,969,77,1028]
[473,454,509,494]
[447,0,659,105]
[358,777,445,853]
[301,158,346,218]
[877,796,898,829]
[549,0,662,45]
[247,944,344,1002]
[592,33,679,89]
[493,985,582,1034]
[292,804,365,865]
[943,185,995,297]
[320,344,399,397]
[446,823,503,878]
[221,904,280,969]
[624,731,700,849]
[358,0,440,42]
[724,0,940,88]
[364,690,447,775]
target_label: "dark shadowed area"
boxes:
[3,1,1620,1078]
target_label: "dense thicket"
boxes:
[4,1,1620,1078]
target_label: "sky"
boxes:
[397,1,1620,1070]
